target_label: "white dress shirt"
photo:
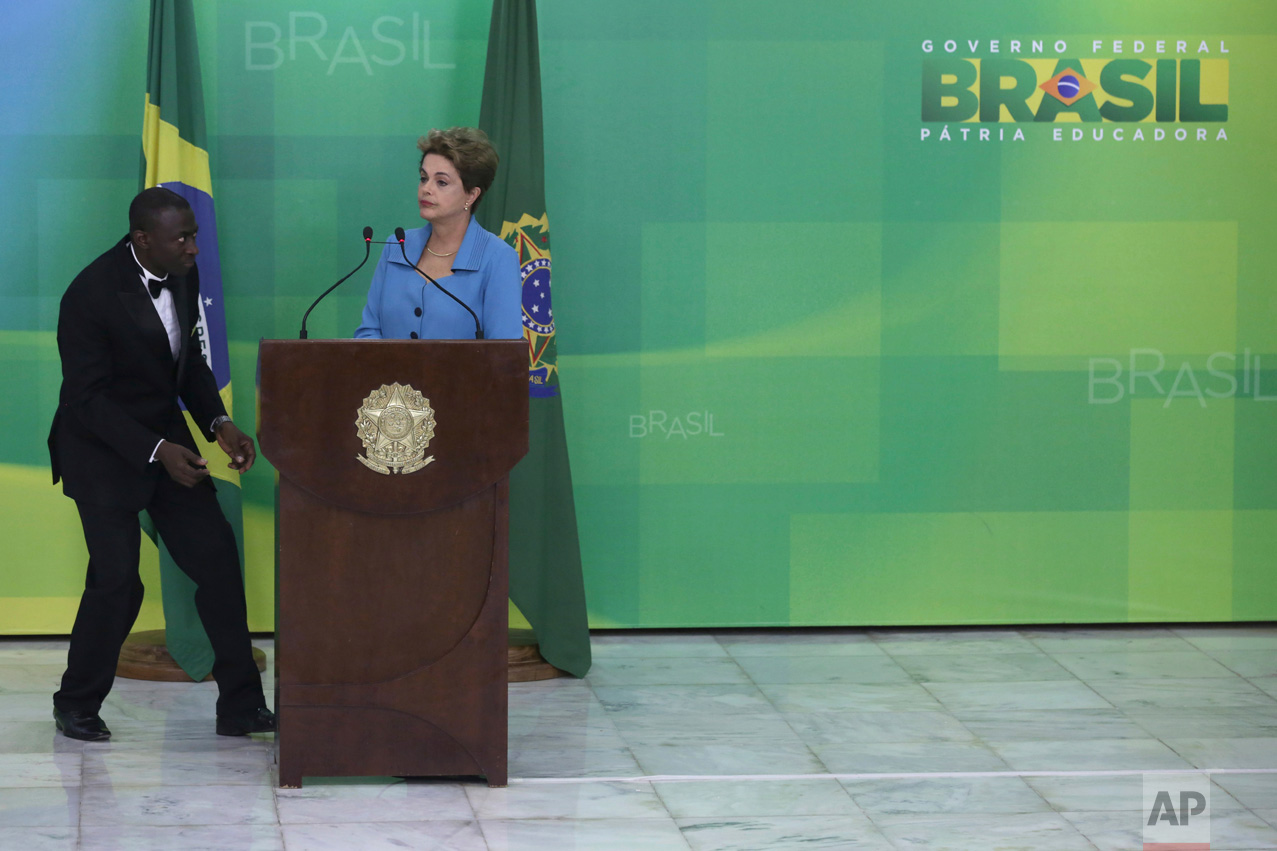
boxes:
[130,243,179,463]
[129,242,180,359]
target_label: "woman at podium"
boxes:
[355,127,521,340]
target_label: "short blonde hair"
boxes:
[417,127,499,211]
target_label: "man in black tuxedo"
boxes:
[48,187,274,741]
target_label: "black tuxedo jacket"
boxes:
[48,236,227,510]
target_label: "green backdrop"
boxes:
[3,0,1274,633]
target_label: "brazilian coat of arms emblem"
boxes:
[501,212,560,398]
[355,382,436,475]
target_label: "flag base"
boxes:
[116,629,267,682]
[508,628,568,682]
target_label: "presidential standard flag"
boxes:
[139,0,242,681]
[478,0,591,677]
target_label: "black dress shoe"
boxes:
[53,708,111,742]
[216,706,277,737]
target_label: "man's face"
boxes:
[136,206,199,277]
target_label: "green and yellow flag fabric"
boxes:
[478,0,591,677]
[139,0,242,681]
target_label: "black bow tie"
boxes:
[147,279,170,299]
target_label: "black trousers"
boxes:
[54,475,264,717]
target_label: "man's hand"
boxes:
[214,420,256,473]
[155,441,211,488]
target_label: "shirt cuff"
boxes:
[149,439,164,464]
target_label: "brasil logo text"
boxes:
[919,38,1229,143]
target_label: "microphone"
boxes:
[300,227,374,339]
[395,226,484,340]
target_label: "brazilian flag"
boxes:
[139,0,242,681]
[478,0,591,677]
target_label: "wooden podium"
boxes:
[258,339,528,789]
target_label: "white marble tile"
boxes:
[891,653,1074,683]
[508,681,601,710]
[1127,705,1277,739]
[0,786,80,827]
[758,683,943,714]
[735,655,914,685]
[1257,809,1277,831]
[630,739,826,776]
[871,630,1040,656]
[81,740,272,786]
[80,783,277,826]
[1022,627,1181,642]
[1175,624,1277,637]
[509,721,630,752]
[814,741,1008,774]
[1025,774,1245,813]
[469,780,666,819]
[872,811,1095,850]
[678,815,892,850]
[589,641,735,659]
[277,778,473,823]
[0,826,77,851]
[1177,631,1277,652]
[0,752,82,788]
[1028,633,1197,654]
[654,779,858,818]
[1213,771,1277,810]
[78,717,221,745]
[102,683,219,721]
[507,709,617,744]
[1063,808,1277,851]
[284,820,487,851]
[784,710,976,745]
[509,745,642,779]
[79,824,284,851]
[508,695,605,721]
[0,647,67,666]
[922,680,1113,713]
[1085,677,1277,710]
[1253,676,1277,699]
[1200,649,1277,678]
[586,657,751,687]
[842,776,1049,815]
[959,709,1151,741]
[988,738,1193,771]
[594,684,775,717]
[590,633,728,658]
[482,816,690,850]
[719,630,885,657]
[0,691,61,716]
[0,720,70,755]
[0,665,65,695]
[0,639,70,653]
[611,710,798,745]
[1203,809,1277,851]
[1051,650,1239,681]
[1163,737,1277,769]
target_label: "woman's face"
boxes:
[418,153,478,223]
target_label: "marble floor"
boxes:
[1,625,1276,850]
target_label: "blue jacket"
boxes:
[354,218,522,340]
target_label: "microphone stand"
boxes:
[300,227,374,339]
